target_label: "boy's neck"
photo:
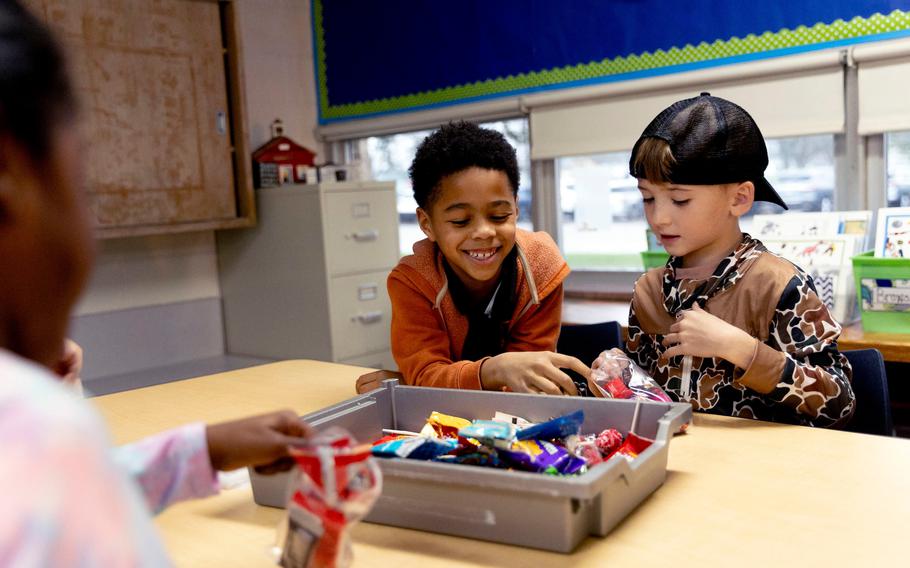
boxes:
[461,269,502,303]
[681,227,744,269]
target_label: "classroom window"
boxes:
[361,118,532,256]
[886,131,910,207]
[556,134,836,270]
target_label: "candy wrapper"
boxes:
[458,420,517,450]
[277,428,382,568]
[595,428,624,456]
[516,410,584,441]
[499,439,584,475]
[605,433,653,461]
[426,411,471,439]
[372,436,457,460]
[590,348,672,403]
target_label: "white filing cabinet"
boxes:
[216,181,399,369]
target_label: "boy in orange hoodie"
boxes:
[388,122,589,394]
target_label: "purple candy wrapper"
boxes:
[499,440,571,473]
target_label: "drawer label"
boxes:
[860,278,910,312]
[351,202,371,218]
[358,284,378,301]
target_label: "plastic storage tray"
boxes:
[852,251,910,333]
[250,380,691,553]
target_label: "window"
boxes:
[555,134,836,270]
[557,152,643,270]
[361,119,532,256]
[886,131,910,207]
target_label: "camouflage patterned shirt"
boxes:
[627,234,855,428]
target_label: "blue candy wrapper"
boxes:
[372,437,457,460]
[516,410,584,441]
[458,420,517,450]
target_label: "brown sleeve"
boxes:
[734,342,787,393]
[388,272,483,390]
[735,274,855,428]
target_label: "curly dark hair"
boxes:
[408,121,520,209]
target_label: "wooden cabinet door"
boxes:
[23,0,251,235]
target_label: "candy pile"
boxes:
[371,410,653,476]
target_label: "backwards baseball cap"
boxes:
[629,92,787,209]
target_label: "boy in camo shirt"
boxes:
[620,93,855,427]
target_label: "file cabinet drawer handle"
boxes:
[347,229,379,242]
[354,311,383,324]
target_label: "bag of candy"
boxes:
[589,348,672,402]
[276,428,382,568]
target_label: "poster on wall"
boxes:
[874,206,910,258]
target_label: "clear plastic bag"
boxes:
[275,427,382,568]
[590,348,672,403]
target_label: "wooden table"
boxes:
[93,360,910,567]
[838,321,910,363]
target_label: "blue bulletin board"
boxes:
[314,1,910,124]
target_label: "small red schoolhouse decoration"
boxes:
[252,119,317,188]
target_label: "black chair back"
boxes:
[843,348,892,436]
[557,321,624,397]
[557,321,623,367]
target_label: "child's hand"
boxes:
[661,304,757,369]
[55,338,84,395]
[55,338,83,383]
[206,410,312,473]
[480,351,588,395]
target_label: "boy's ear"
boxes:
[416,207,436,242]
[730,181,755,218]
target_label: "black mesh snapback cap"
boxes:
[629,92,787,209]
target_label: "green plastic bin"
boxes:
[852,251,910,333]
[641,251,670,270]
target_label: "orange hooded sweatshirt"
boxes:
[388,229,570,389]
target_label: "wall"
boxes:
[73,0,320,381]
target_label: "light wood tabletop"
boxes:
[92,360,910,567]
[838,321,910,363]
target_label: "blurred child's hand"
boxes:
[661,304,757,369]
[480,352,587,395]
[206,410,312,474]
[55,338,84,395]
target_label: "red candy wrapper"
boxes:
[277,428,382,568]
[606,433,653,461]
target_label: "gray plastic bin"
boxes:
[250,380,691,553]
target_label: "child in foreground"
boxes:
[0,2,310,563]
[388,122,589,395]
[617,93,855,427]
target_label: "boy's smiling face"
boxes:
[638,178,752,268]
[418,167,517,296]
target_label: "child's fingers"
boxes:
[529,374,563,396]
[551,353,591,379]
[542,368,579,396]
[662,333,680,347]
[663,344,686,359]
